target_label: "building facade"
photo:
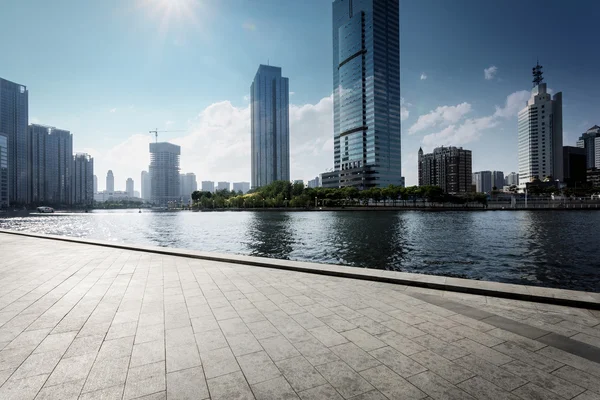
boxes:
[179,173,197,202]
[232,182,250,194]
[418,146,472,194]
[332,0,402,189]
[106,170,114,193]
[0,134,8,207]
[72,153,94,206]
[141,170,150,200]
[126,178,134,197]
[518,63,563,189]
[563,146,587,188]
[505,172,519,186]
[0,78,29,204]
[472,171,492,193]
[492,171,504,190]
[216,181,230,192]
[149,142,180,205]
[576,125,600,169]
[93,175,98,193]
[201,181,214,193]
[321,171,340,189]
[307,177,320,188]
[251,65,290,189]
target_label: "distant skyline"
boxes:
[1,0,599,189]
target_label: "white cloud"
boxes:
[493,90,530,118]
[289,91,295,96]
[408,103,472,135]
[420,73,427,80]
[422,116,497,150]
[109,108,117,113]
[400,97,410,122]
[165,120,174,126]
[484,66,498,80]
[31,117,40,124]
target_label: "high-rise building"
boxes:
[201,181,215,193]
[0,78,29,204]
[72,153,94,206]
[134,190,140,198]
[418,146,472,194]
[216,181,230,192]
[106,170,114,193]
[332,0,402,189]
[563,146,587,188]
[232,182,250,194]
[472,171,492,193]
[93,175,98,193]
[0,134,8,207]
[29,124,48,203]
[505,172,519,186]
[141,170,151,200]
[149,142,180,205]
[250,65,290,189]
[518,63,563,189]
[491,171,505,190]
[308,177,320,188]
[179,173,197,202]
[576,125,600,169]
[126,178,134,197]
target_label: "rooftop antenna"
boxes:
[532,59,544,87]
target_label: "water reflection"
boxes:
[245,212,294,259]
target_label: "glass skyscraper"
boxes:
[0,78,29,203]
[149,142,180,205]
[251,65,290,189]
[0,134,8,207]
[332,0,402,188]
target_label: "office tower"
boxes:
[0,78,29,203]
[418,146,472,194]
[179,173,197,202]
[134,190,140,198]
[250,65,290,189]
[29,124,48,203]
[232,182,250,194]
[0,134,8,207]
[472,171,492,193]
[216,181,230,192]
[72,153,94,205]
[106,170,114,193]
[576,125,600,169]
[201,181,215,193]
[563,146,587,188]
[141,170,151,200]
[149,142,180,205]
[332,0,402,189]
[518,63,563,189]
[126,178,134,197]
[307,177,320,188]
[321,171,340,188]
[505,172,519,186]
[93,175,98,193]
[491,171,504,190]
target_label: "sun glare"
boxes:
[133,0,205,40]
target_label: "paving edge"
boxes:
[1,228,599,310]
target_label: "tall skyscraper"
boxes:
[126,178,134,197]
[179,173,197,202]
[0,134,8,207]
[149,142,180,205]
[106,170,114,193]
[141,170,151,200]
[505,172,519,186]
[93,175,98,193]
[0,78,29,204]
[72,153,94,205]
[332,0,402,189]
[491,171,505,190]
[576,125,600,169]
[201,181,215,193]
[518,63,563,189]
[563,146,587,188]
[29,124,48,203]
[472,171,492,193]
[418,146,472,194]
[250,65,290,189]
[232,182,250,194]
[216,181,230,192]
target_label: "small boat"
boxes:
[36,206,54,213]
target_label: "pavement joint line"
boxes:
[1,229,599,311]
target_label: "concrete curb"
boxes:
[1,229,599,310]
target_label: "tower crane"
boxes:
[149,129,185,143]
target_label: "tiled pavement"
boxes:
[1,233,600,400]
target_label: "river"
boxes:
[1,210,599,292]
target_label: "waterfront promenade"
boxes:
[1,232,600,399]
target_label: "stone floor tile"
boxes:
[11,350,63,380]
[306,326,347,348]
[293,338,340,366]
[369,346,427,378]
[303,304,334,318]
[329,342,380,372]
[227,332,263,356]
[0,374,49,400]
[298,384,343,400]
[218,317,249,337]
[106,321,138,341]
[449,324,505,347]
[315,360,374,398]
[78,384,125,400]
[454,338,513,366]
[454,354,527,391]
[279,301,307,316]
[236,350,280,384]
[407,371,476,400]
[35,379,84,400]
[291,313,325,330]
[573,391,600,400]
[357,308,393,323]
[134,324,164,345]
[511,382,564,400]
[195,329,228,353]
[502,360,585,398]
[247,320,281,340]
[376,330,426,355]
[3,328,51,353]
[252,375,299,400]
[381,319,427,339]
[415,322,464,342]
[412,334,469,360]
[448,313,496,332]
[318,315,356,333]
[386,309,427,325]
[77,321,112,338]
[46,352,96,386]
[492,341,562,373]
[207,371,254,400]
[259,335,301,362]
[96,336,134,361]
[552,365,600,394]
[166,344,201,373]
[212,306,239,321]
[201,347,240,379]
[276,356,326,392]
[138,312,164,328]
[572,332,600,348]
[410,350,475,384]
[63,335,104,359]
[487,328,547,352]
[33,331,77,355]
[166,366,209,400]
[131,339,165,367]
[237,307,267,324]
[359,365,427,399]
[347,316,390,336]
[457,375,522,400]
[165,326,195,349]
[348,390,388,400]
[0,368,15,386]
[123,361,166,400]
[190,315,220,334]
[83,356,130,393]
[537,346,600,378]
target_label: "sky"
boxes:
[1,0,599,191]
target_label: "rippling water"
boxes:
[1,210,599,292]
